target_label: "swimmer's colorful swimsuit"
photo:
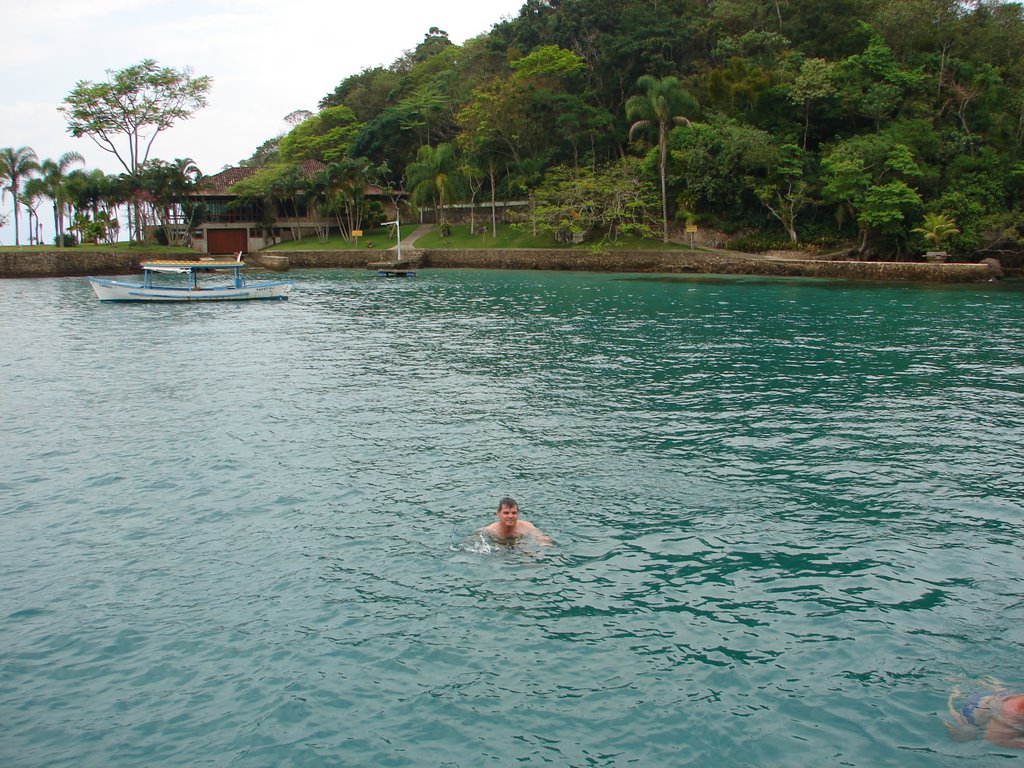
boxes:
[961,691,1011,725]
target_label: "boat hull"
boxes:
[89,277,293,302]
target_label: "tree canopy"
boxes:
[262,2,1021,256]
[0,146,40,246]
[61,60,212,178]
[60,59,212,242]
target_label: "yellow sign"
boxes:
[686,224,698,233]
[352,229,363,237]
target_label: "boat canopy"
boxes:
[140,259,245,272]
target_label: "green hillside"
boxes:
[245,1,1024,261]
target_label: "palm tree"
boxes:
[22,177,47,245]
[139,157,202,244]
[912,212,959,253]
[172,158,202,244]
[317,158,384,240]
[38,152,85,247]
[626,76,697,243]
[405,143,460,228]
[0,146,40,246]
[67,169,125,244]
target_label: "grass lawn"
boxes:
[1,226,703,254]
[417,224,697,251]
[266,227,397,252]
[266,224,700,252]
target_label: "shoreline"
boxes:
[0,247,1004,283]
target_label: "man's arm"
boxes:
[984,720,1024,749]
[521,521,553,546]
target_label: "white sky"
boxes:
[0,0,525,245]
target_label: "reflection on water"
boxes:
[1,270,1023,767]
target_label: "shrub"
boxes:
[726,231,790,253]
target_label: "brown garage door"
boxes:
[207,229,248,255]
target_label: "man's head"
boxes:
[496,497,519,527]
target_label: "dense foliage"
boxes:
[266,0,1023,258]
[10,4,1022,258]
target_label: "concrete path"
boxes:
[391,224,433,250]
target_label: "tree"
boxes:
[315,158,388,240]
[669,117,775,221]
[510,46,609,169]
[66,169,126,245]
[822,134,923,253]
[61,60,211,240]
[240,136,282,168]
[319,66,403,119]
[912,211,959,252]
[229,163,318,243]
[284,109,314,126]
[526,158,660,243]
[278,106,362,164]
[788,57,837,149]
[215,0,1024,259]
[941,61,1002,145]
[834,34,925,131]
[139,157,202,246]
[406,143,460,227]
[61,60,212,178]
[459,157,487,236]
[510,44,585,84]
[0,146,39,246]
[705,58,774,114]
[457,96,508,237]
[754,144,813,244]
[396,84,451,147]
[626,75,697,242]
[37,152,85,247]
[22,177,45,245]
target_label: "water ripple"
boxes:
[1,272,1023,766]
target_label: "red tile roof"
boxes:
[196,160,329,195]
[196,166,259,195]
[296,159,328,176]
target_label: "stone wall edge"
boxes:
[0,248,999,283]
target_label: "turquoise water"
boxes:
[2,269,1023,767]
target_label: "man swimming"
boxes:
[945,683,1024,749]
[480,497,552,546]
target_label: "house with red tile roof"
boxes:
[189,161,401,254]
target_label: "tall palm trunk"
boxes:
[659,123,669,243]
[626,76,695,244]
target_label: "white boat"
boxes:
[89,257,293,302]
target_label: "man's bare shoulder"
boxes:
[519,520,553,545]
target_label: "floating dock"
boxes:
[368,259,416,277]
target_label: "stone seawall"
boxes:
[420,249,1000,282]
[255,251,371,269]
[0,248,1001,282]
[0,251,149,278]
[248,248,1000,281]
